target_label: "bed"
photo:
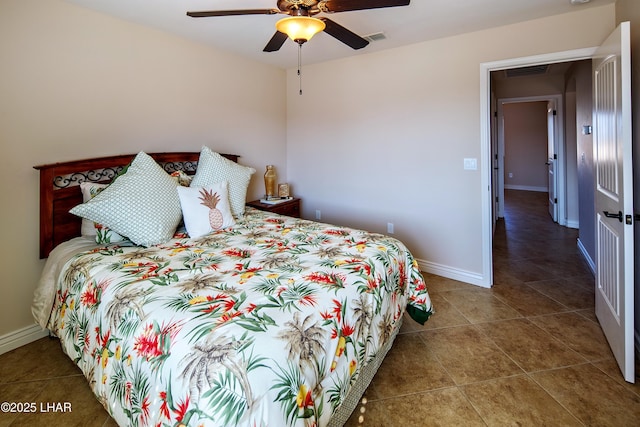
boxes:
[32,148,433,427]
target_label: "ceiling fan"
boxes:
[186,0,411,52]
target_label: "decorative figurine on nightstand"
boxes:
[264,165,277,199]
[278,183,290,198]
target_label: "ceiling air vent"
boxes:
[363,32,387,42]
[505,64,549,78]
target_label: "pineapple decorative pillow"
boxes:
[190,146,255,218]
[177,181,235,238]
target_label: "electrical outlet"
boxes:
[508,172,513,178]
[315,210,321,220]
[387,223,394,234]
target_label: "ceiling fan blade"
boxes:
[322,0,410,13]
[263,31,289,52]
[320,18,368,50]
[186,9,279,18]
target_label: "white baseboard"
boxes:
[576,238,596,275]
[504,185,548,192]
[0,324,49,355]
[565,219,579,229]
[417,259,490,288]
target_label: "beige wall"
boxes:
[286,5,615,282]
[0,0,286,340]
[495,74,566,99]
[503,102,549,191]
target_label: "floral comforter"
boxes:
[43,208,433,426]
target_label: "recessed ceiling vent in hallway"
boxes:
[505,64,549,78]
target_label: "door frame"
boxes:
[548,98,560,223]
[495,95,565,223]
[479,47,596,287]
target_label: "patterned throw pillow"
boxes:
[191,146,255,218]
[78,182,126,244]
[177,182,235,238]
[70,152,183,246]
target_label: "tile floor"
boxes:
[1,190,639,426]
[343,190,640,426]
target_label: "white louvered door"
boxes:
[593,22,634,383]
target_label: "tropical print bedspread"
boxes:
[46,208,433,427]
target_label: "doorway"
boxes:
[495,95,566,226]
[479,47,596,287]
[481,28,635,383]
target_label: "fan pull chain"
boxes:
[298,42,303,95]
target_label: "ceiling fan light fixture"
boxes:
[276,16,326,44]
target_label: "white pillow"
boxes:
[191,146,255,218]
[177,182,235,238]
[79,182,101,237]
[70,152,183,246]
[78,182,126,244]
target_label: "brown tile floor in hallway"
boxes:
[1,190,638,426]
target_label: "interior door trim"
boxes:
[480,47,597,287]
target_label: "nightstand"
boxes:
[246,198,301,218]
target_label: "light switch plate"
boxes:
[464,158,478,170]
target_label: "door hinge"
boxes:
[554,154,558,160]
[553,110,557,116]
[554,198,558,204]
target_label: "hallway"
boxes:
[493,189,594,302]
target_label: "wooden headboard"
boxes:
[34,152,239,259]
